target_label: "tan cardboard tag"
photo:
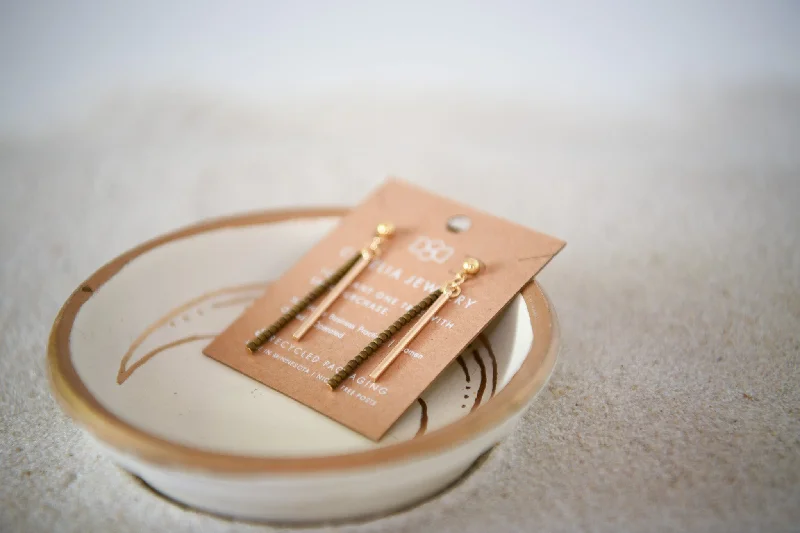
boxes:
[203,179,565,440]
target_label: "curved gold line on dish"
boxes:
[478,333,498,398]
[455,355,470,383]
[47,207,559,474]
[117,334,218,385]
[414,398,428,438]
[470,349,487,412]
[211,295,265,309]
[116,283,267,384]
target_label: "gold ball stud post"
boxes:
[376,222,395,238]
[463,257,481,275]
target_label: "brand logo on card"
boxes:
[408,236,455,264]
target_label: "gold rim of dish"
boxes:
[47,208,559,474]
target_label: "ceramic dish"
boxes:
[48,208,559,523]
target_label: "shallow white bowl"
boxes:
[48,208,559,523]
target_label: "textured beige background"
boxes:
[1,87,799,532]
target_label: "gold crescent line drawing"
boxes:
[470,348,487,413]
[211,295,265,309]
[456,355,470,383]
[118,335,218,385]
[116,282,267,384]
[415,399,428,438]
[478,332,498,397]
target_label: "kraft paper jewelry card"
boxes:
[204,178,565,440]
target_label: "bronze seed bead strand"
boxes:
[327,289,444,389]
[246,252,363,352]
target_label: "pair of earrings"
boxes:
[245,223,481,390]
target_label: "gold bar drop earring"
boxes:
[327,258,481,389]
[245,222,395,353]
